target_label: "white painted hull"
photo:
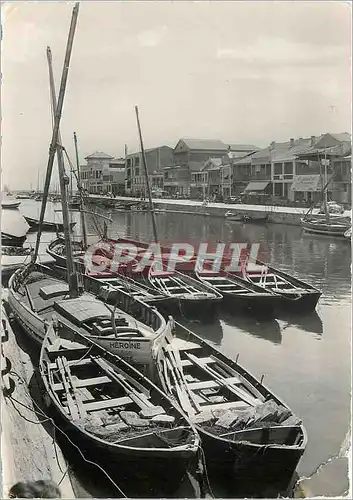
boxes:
[7,273,169,365]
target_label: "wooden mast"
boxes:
[32,3,80,268]
[74,131,88,248]
[135,105,158,243]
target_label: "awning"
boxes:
[291,175,321,192]
[244,181,270,192]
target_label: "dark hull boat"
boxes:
[1,232,27,247]
[145,263,223,321]
[40,324,200,497]
[24,215,76,232]
[1,200,21,209]
[225,211,270,224]
[155,326,307,496]
[233,261,322,312]
[8,263,171,367]
[194,268,280,318]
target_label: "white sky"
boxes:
[1,1,351,190]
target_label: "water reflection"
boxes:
[222,312,282,345]
[176,317,223,346]
[277,311,323,337]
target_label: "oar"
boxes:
[165,357,195,416]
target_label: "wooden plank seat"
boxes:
[181,356,216,367]
[52,375,111,392]
[84,396,133,412]
[48,358,92,370]
[188,376,241,390]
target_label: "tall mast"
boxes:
[74,131,88,248]
[135,105,158,243]
[32,3,80,267]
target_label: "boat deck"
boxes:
[20,275,155,338]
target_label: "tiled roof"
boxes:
[85,151,115,160]
[177,138,227,151]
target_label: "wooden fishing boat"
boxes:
[144,261,223,320]
[8,263,171,367]
[24,215,76,232]
[155,325,307,495]
[225,211,270,223]
[236,260,322,312]
[40,323,200,497]
[300,217,351,237]
[194,268,280,317]
[1,232,27,247]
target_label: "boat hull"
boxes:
[221,291,277,318]
[1,201,21,209]
[200,427,305,496]
[1,233,27,247]
[43,397,196,497]
[301,218,350,237]
[24,216,76,232]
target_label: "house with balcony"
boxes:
[293,132,351,204]
[190,157,223,199]
[163,165,190,196]
[331,155,351,206]
[80,151,115,194]
[125,146,174,196]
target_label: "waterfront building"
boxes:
[125,146,174,196]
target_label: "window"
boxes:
[134,156,140,166]
[284,162,293,175]
[274,163,282,175]
[135,168,140,176]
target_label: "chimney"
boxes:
[290,138,294,148]
[311,135,316,146]
[270,141,275,150]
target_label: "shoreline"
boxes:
[87,195,352,227]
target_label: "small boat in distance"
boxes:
[155,324,307,496]
[40,323,201,497]
[24,215,76,232]
[301,216,351,237]
[225,210,270,223]
[1,198,21,209]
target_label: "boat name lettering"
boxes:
[109,341,141,350]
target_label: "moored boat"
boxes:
[225,210,270,223]
[236,260,322,312]
[24,215,76,232]
[301,216,351,237]
[40,323,201,497]
[8,263,171,367]
[344,227,351,240]
[155,325,307,495]
[1,232,27,247]
[194,267,280,318]
[46,238,179,314]
[1,198,21,209]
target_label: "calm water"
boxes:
[2,200,351,496]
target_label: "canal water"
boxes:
[2,199,351,497]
